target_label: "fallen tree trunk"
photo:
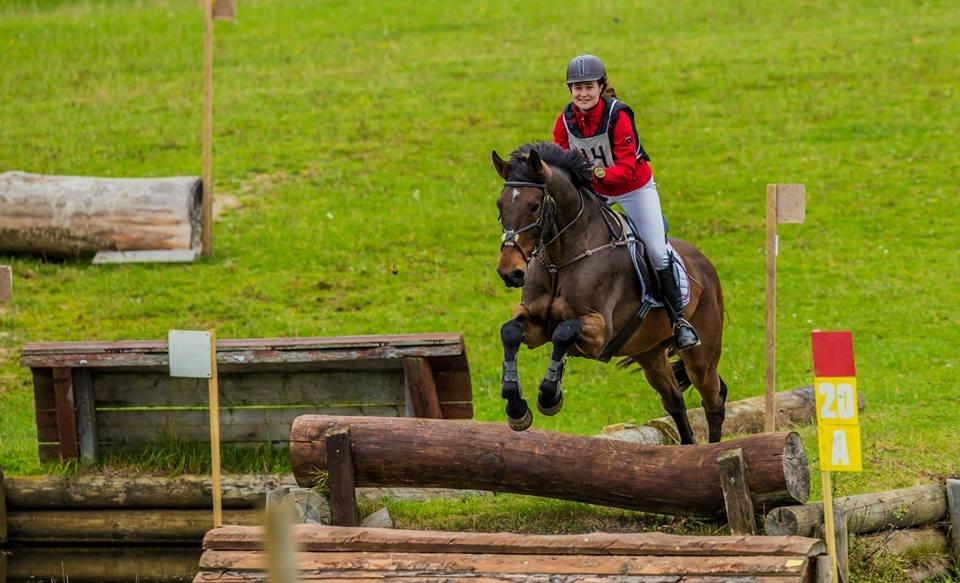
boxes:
[764,484,946,537]
[290,416,809,517]
[3,473,292,509]
[0,171,201,256]
[644,386,866,444]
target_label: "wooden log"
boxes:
[4,545,200,581]
[203,524,826,557]
[326,427,359,527]
[947,478,960,565]
[765,484,946,537]
[597,423,670,445]
[0,171,202,255]
[3,473,296,509]
[290,416,809,516]
[5,508,261,543]
[646,386,865,444]
[860,526,949,556]
[718,448,756,535]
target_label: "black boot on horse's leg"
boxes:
[500,318,532,431]
[538,319,581,416]
[656,266,701,352]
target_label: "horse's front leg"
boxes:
[538,313,606,416]
[501,316,533,431]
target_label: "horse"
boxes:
[492,142,728,444]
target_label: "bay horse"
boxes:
[492,142,728,444]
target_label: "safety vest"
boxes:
[562,97,651,169]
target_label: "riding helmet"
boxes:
[566,54,607,85]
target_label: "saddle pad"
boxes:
[618,213,690,309]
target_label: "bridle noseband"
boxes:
[498,180,555,264]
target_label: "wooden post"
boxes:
[0,265,11,303]
[52,367,78,459]
[947,479,960,567]
[325,427,358,526]
[821,471,837,582]
[265,490,298,583]
[201,0,214,256]
[1,467,7,544]
[403,357,443,418]
[73,369,98,465]
[764,185,777,432]
[209,331,222,527]
[717,448,755,535]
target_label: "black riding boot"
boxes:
[656,266,701,352]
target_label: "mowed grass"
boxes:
[1,0,958,572]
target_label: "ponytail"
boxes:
[602,84,618,99]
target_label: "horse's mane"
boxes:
[508,142,593,192]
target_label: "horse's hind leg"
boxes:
[680,344,727,443]
[536,319,582,416]
[501,317,532,431]
[638,352,696,444]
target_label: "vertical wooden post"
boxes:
[946,479,960,568]
[325,426,358,526]
[717,448,756,535]
[821,471,838,582]
[403,357,443,418]
[201,0,214,256]
[208,331,222,527]
[765,184,778,433]
[73,369,98,465]
[0,265,11,303]
[1,467,8,544]
[52,367,78,459]
[265,488,298,583]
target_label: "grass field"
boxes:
[1,0,958,579]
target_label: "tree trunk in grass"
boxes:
[0,171,201,256]
[290,416,810,517]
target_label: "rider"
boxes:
[552,54,700,352]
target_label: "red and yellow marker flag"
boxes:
[812,331,862,472]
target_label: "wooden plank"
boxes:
[326,427,358,527]
[96,405,403,444]
[0,467,7,544]
[718,448,756,535]
[37,443,60,461]
[198,550,810,576]
[5,508,260,543]
[92,248,200,264]
[0,265,10,302]
[403,358,443,418]
[203,525,827,557]
[439,402,473,419]
[73,369,98,464]
[35,409,59,441]
[92,370,405,408]
[193,572,805,583]
[946,479,960,565]
[32,368,55,408]
[52,367,78,459]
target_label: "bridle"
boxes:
[498,180,585,265]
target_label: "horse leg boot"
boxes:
[500,317,532,431]
[537,319,582,416]
[656,266,701,352]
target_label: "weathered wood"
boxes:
[646,386,865,444]
[947,478,960,564]
[4,545,200,582]
[73,368,97,464]
[3,473,297,509]
[597,423,669,445]
[0,264,10,302]
[815,555,832,583]
[92,248,200,264]
[203,525,826,557]
[860,526,949,556]
[820,507,848,583]
[0,467,6,544]
[194,574,807,583]
[0,171,201,255]
[291,417,809,516]
[403,357,443,418]
[5,508,260,543]
[326,427,358,527]
[765,484,947,537]
[718,448,756,535]
[198,550,812,577]
[52,367,78,459]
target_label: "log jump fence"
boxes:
[19,333,472,463]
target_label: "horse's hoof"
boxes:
[537,390,564,416]
[507,408,533,431]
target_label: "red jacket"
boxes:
[553,101,652,197]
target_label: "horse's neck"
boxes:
[544,181,614,257]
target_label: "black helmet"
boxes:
[566,54,606,85]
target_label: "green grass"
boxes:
[1,0,959,580]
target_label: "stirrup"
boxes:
[672,318,701,352]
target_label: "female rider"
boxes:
[552,54,699,351]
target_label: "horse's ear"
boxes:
[491,151,510,180]
[526,148,544,175]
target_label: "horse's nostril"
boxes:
[506,270,525,287]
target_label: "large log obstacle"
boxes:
[290,416,810,518]
[20,333,472,462]
[0,171,202,257]
[196,524,828,582]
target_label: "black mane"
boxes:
[508,142,593,191]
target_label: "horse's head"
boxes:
[492,148,554,288]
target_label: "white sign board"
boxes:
[169,330,213,378]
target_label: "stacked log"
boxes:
[196,524,828,581]
[290,416,810,517]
